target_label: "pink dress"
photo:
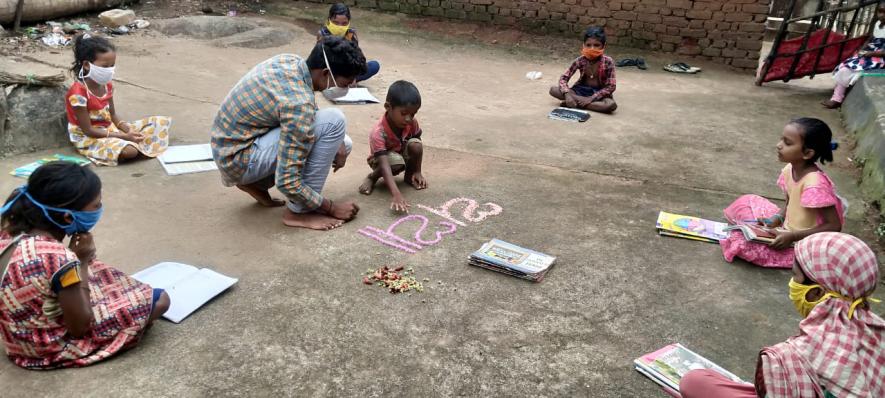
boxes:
[719,165,845,268]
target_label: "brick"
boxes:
[686,9,712,19]
[612,11,637,20]
[699,38,711,47]
[689,19,704,29]
[666,0,691,8]
[702,47,721,57]
[672,8,684,16]
[731,58,760,69]
[654,24,667,33]
[622,3,634,11]
[722,48,748,58]
[725,12,753,22]
[660,7,672,16]
[638,13,662,23]
[661,42,676,51]
[423,7,444,16]
[742,3,769,14]
[662,16,689,27]
[680,28,707,38]
[469,0,492,4]
[587,8,611,17]
[677,45,702,55]
[736,38,762,51]
[712,39,727,48]
[666,26,679,35]
[712,11,725,21]
[566,13,579,22]
[703,20,716,30]
[445,9,466,18]
[722,3,737,12]
[739,22,765,33]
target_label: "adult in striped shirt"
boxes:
[211,37,366,230]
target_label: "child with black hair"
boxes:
[66,33,172,166]
[0,162,169,369]
[316,3,381,83]
[549,26,618,114]
[720,118,845,268]
[358,80,426,212]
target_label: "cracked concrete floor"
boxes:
[1,7,883,397]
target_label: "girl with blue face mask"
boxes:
[66,33,173,166]
[0,162,169,369]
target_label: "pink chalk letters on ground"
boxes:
[358,197,503,253]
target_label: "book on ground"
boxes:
[157,144,218,176]
[11,154,91,178]
[634,343,745,395]
[656,211,728,244]
[132,262,238,323]
[722,224,783,244]
[548,107,591,122]
[468,239,556,282]
[324,87,380,104]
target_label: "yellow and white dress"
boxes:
[65,81,171,166]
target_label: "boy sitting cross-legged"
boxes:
[358,80,427,212]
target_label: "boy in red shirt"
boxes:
[358,80,426,212]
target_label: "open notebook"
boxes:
[324,87,380,104]
[132,262,237,323]
[157,144,218,176]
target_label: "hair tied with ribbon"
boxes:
[831,141,839,151]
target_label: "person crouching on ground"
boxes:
[0,162,169,369]
[680,232,883,398]
[549,26,617,114]
[358,80,427,212]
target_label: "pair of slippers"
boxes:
[664,62,702,74]
[617,58,648,70]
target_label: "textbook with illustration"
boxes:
[634,343,745,395]
[723,224,784,244]
[132,262,237,323]
[548,107,591,122]
[468,239,556,282]
[656,211,728,243]
[10,154,91,178]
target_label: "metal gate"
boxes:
[756,0,881,85]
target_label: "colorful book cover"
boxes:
[656,211,728,243]
[10,154,91,178]
[634,343,744,392]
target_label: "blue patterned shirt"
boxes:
[210,54,324,210]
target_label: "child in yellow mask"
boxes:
[316,3,381,83]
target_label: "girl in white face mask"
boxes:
[65,33,173,166]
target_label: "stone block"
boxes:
[1,85,69,157]
[99,9,135,28]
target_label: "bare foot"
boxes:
[359,176,378,195]
[282,210,344,230]
[237,184,285,207]
[405,172,427,190]
[821,100,842,109]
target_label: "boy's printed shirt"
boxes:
[368,114,421,160]
[558,54,617,100]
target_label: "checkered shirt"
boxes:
[558,54,617,101]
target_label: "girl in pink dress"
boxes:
[720,118,844,268]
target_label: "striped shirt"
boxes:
[210,54,324,210]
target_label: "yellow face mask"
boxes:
[326,20,350,37]
[788,278,830,318]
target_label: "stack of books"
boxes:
[656,211,728,244]
[548,107,591,122]
[634,343,745,397]
[468,239,556,282]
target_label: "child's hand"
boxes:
[125,132,145,143]
[69,232,96,264]
[391,194,410,213]
[118,122,132,134]
[769,229,794,250]
[564,92,578,108]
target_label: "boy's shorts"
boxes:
[367,138,421,170]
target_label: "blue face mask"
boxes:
[0,186,103,235]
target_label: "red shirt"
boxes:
[367,114,422,160]
[65,81,114,127]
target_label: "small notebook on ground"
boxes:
[548,107,591,122]
[11,154,91,178]
[468,239,556,282]
[132,262,238,323]
[324,87,380,104]
[157,144,218,176]
[634,343,745,396]
[723,224,784,244]
[656,211,728,244]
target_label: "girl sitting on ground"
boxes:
[66,33,171,166]
[823,4,885,109]
[720,118,844,268]
[0,162,169,369]
[317,3,381,83]
[681,232,883,398]
[549,26,617,114]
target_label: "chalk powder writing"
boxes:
[358,197,503,253]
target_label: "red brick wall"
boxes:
[305,0,769,71]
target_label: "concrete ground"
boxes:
[1,3,883,396]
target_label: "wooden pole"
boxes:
[12,0,25,32]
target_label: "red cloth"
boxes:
[760,29,866,83]
[681,369,758,398]
[64,81,114,127]
[367,114,421,160]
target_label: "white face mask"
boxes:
[82,62,115,85]
[320,46,348,99]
